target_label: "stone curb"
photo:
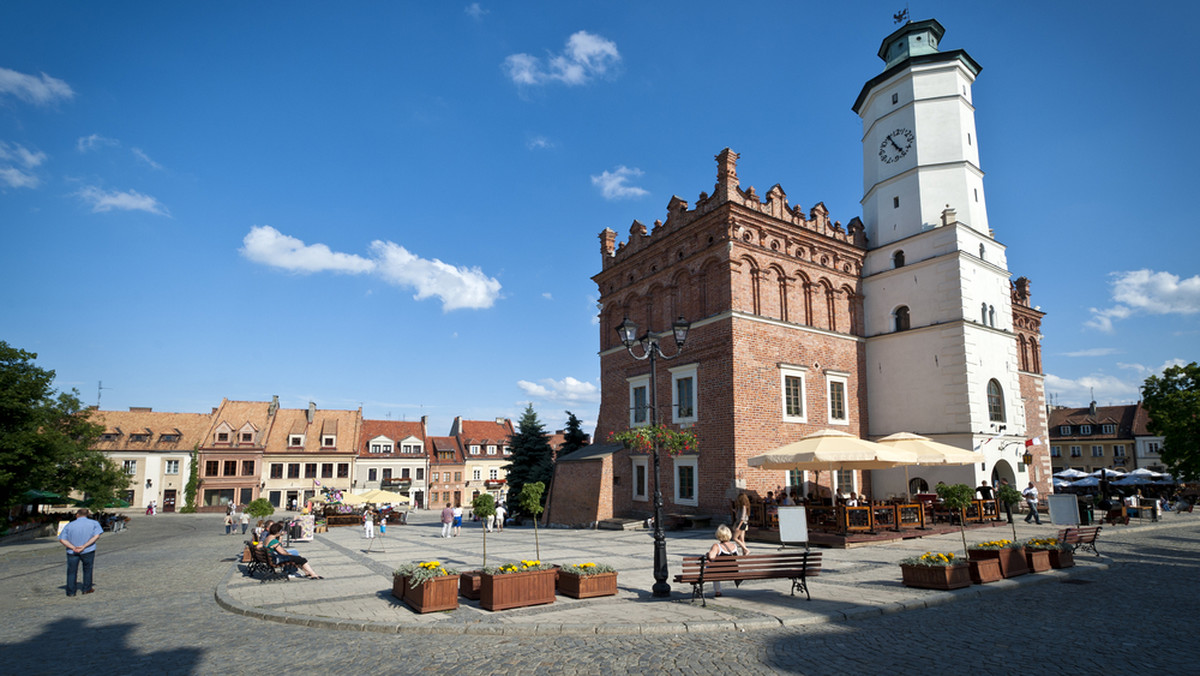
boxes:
[215,551,1112,636]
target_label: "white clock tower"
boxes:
[854,19,1028,490]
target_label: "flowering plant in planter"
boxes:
[1024,537,1065,551]
[485,559,555,575]
[899,551,959,567]
[608,425,698,456]
[395,560,457,588]
[560,562,616,576]
[969,539,1020,551]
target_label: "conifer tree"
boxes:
[504,404,553,513]
[556,411,589,459]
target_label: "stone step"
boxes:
[597,518,643,531]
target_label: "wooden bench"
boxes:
[1058,526,1102,557]
[673,551,822,607]
[247,545,298,582]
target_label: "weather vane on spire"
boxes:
[893,6,909,24]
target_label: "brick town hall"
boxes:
[548,19,1051,527]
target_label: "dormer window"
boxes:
[101,433,119,442]
[503,446,512,455]
[160,433,180,443]
[471,445,481,455]
[487,445,497,455]
[289,435,304,448]
[1101,424,1115,435]
[217,432,229,443]
[322,436,335,448]
[130,433,150,443]
[1080,425,1092,435]
[1059,425,1071,435]
[240,432,253,443]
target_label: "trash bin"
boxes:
[1077,501,1093,526]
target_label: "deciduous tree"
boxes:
[1142,362,1200,481]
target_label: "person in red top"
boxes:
[440,503,453,538]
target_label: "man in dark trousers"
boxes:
[59,508,103,596]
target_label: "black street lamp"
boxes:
[617,315,691,598]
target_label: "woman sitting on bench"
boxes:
[707,524,746,597]
[266,523,323,579]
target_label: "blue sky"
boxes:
[3,1,1198,437]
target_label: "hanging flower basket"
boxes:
[480,560,557,611]
[608,425,698,456]
[557,563,618,599]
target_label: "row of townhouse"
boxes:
[1047,401,1166,474]
[89,398,534,513]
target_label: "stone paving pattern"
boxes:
[2,509,1197,673]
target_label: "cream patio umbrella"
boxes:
[356,488,411,504]
[875,432,986,501]
[747,429,919,497]
[339,492,369,505]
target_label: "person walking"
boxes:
[59,508,103,596]
[363,508,375,539]
[239,511,250,535]
[494,502,506,532]
[452,504,463,536]
[223,513,233,535]
[1022,481,1042,524]
[440,503,454,538]
[733,493,751,553]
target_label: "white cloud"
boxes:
[77,134,118,153]
[517,377,600,404]
[240,226,502,311]
[369,240,502,311]
[1060,347,1119,358]
[464,3,488,20]
[504,31,620,87]
[542,292,553,300]
[132,148,164,171]
[1044,372,1140,407]
[0,67,75,106]
[1087,269,1200,332]
[0,141,46,188]
[527,136,553,150]
[591,165,648,199]
[241,225,374,274]
[1116,359,1188,379]
[76,186,169,216]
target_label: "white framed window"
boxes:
[670,363,698,424]
[473,469,482,481]
[631,457,648,502]
[1147,441,1161,455]
[503,446,512,455]
[826,373,849,425]
[487,445,497,455]
[470,445,481,455]
[489,468,499,480]
[780,365,807,423]
[122,459,137,475]
[164,459,180,474]
[834,469,855,494]
[787,469,806,488]
[1091,445,1103,457]
[1059,425,1071,436]
[289,434,304,448]
[1113,445,1126,457]
[673,456,698,506]
[432,472,440,482]
[322,435,336,448]
[1050,446,1061,458]
[987,379,1006,423]
[628,374,650,428]
[1080,425,1092,435]
[1102,424,1116,434]
[1070,445,1082,457]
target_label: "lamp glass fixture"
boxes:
[672,316,690,346]
[617,317,639,347]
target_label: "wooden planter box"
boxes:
[969,548,1030,578]
[394,574,460,613]
[1025,549,1052,573]
[900,564,972,590]
[459,570,482,600]
[480,568,557,611]
[557,571,618,599]
[969,558,1003,584]
[1048,549,1075,569]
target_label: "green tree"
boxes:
[936,482,975,558]
[1142,362,1200,481]
[504,404,553,509]
[516,482,546,561]
[996,482,1022,540]
[180,445,200,513]
[246,497,275,519]
[471,493,496,567]
[0,341,125,511]
[556,411,589,459]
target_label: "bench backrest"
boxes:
[1058,526,1101,544]
[679,552,822,579]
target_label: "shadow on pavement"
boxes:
[0,617,203,672]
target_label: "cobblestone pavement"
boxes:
[1,511,1197,674]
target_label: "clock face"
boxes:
[878,128,915,164]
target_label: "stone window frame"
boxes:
[670,362,699,425]
[826,372,850,425]
[631,456,649,502]
[628,374,651,428]
[780,364,808,424]
[673,455,699,507]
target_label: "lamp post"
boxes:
[617,315,691,598]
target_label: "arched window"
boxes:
[987,379,1006,422]
[894,305,910,332]
[892,250,905,268]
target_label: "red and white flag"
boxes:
[1025,437,1041,447]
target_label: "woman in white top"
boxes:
[363,508,375,539]
[706,524,747,597]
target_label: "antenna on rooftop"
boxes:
[893,6,909,24]
[97,380,112,409]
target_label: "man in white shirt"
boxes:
[1022,482,1042,524]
